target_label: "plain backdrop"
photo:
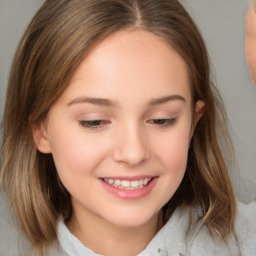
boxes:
[0,0,256,255]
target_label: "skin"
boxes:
[246,4,256,83]
[34,30,204,256]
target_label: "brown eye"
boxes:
[79,120,110,128]
[149,118,177,127]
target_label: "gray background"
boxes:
[0,0,256,254]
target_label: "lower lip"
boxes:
[99,178,158,200]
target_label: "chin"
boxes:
[104,208,160,229]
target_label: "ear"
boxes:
[33,121,52,154]
[190,100,205,139]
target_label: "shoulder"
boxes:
[190,201,256,255]
[46,241,66,256]
[236,201,256,224]
[183,206,239,256]
[234,201,256,255]
[158,206,230,255]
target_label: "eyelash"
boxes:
[79,118,177,129]
[79,120,110,129]
[147,118,177,127]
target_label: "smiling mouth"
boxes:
[102,178,153,190]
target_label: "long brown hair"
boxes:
[0,0,236,253]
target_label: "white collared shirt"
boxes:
[47,202,256,256]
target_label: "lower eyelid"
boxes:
[79,120,110,128]
[149,118,177,126]
[149,118,176,122]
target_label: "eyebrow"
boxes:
[67,94,185,107]
[149,95,186,106]
[67,97,116,107]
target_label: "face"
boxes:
[35,30,204,229]
[246,4,256,83]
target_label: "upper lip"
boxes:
[99,175,156,181]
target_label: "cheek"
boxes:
[48,127,107,188]
[154,125,191,173]
[164,138,189,174]
[151,128,190,206]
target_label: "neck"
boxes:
[67,210,162,256]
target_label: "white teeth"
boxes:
[131,180,138,188]
[108,179,114,185]
[103,178,152,189]
[121,180,130,188]
[114,180,121,186]
[143,178,149,185]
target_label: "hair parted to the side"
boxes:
[0,0,236,253]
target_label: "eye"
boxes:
[148,118,177,127]
[79,120,110,129]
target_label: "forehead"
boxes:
[62,30,191,103]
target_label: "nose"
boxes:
[112,123,150,167]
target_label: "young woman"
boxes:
[1,0,255,255]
